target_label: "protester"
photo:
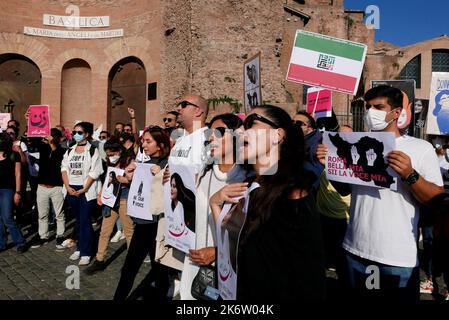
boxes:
[7,119,20,129]
[114,122,125,137]
[163,111,179,128]
[180,113,243,299]
[99,131,110,142]
[56,125,71,149]
[293,111,324,191]
[30,128,66,249]
[0,132,27,253]
[85,138,134,274]
[317,85,444,301]
[61,122,104,266]
[114,126,170,300]
[211,105,326,300]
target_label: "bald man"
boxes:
[175,94,209,134]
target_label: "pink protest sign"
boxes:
[0,113,11,131]
[306,87,332,119]
[27,105,50,137]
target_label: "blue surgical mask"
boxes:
[73,133,85,143]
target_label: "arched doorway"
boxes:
[108,57,146,131]
[0,53,41,133]
[61,59,92,128]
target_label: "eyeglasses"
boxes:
[292,120,308,127]
[100,136,108,140]
[177,100,200,109]
[204,127,227,139]
[6,131,15,136]
[163,118,174,123]
[72,131,85,136]
[243,113,279,130]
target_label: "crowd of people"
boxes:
[0,85,448,301]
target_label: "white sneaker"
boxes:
[69,251,80,260]
[143,254,152,264]
[110,230,123,243]
[118,233,126,241]
[79,256,90,266]
[173,279,181,298]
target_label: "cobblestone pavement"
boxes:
[0,220,149,300]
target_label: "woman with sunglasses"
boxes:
[179,113,244,299]
[210,105,325,300]
[61,122,104,266]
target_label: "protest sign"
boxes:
[0,113,11,131]
[323,132,397,190]
[101,167,125,208]
[286,30,367,95]
[163,163,197,253]
[306,87,332,118]
[426,72,449,135]
[27,105,50,137]
[371,80,415,135]
[217,183,260,300]
[244,52,262,114]
[127,163,154,220]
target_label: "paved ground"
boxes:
[0,218,149,300]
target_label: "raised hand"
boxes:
[366,149,377,166]
[351,145,360,164]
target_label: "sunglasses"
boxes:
[204,127,227,139]
[6,131,15,136]
[163,118,174,123]
[100,136,108,140]
[72,131,85,135]
[292,120,308,127]
[243,113,279,130]
[178,100,200,109]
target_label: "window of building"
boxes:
[432,49,449,72]
[399,54,421,88]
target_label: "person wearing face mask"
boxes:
[84,138,135,274]
[316,85,444,301]
[61,122,104,266]
[30,128,67,249]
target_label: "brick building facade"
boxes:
[1,0,447,132]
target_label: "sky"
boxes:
[344,0,449,47]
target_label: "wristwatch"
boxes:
[403,170,420,186]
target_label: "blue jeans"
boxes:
[66,185,95,257]
[0,189,26,249]
[346,252,419,301]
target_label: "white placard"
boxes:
[127,163,154,220]
[24,26,123,39]
[43,14,110,28]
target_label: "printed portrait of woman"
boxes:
[103,171,120,201]
[170,172,196,233]
[434,90,449,134]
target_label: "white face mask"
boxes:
[108,155,120,164]
[364,108,396,131]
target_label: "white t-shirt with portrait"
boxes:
[343,135,444,268]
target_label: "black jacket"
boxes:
[37,143,65,186]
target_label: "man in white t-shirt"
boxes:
[317,85,444,300]
[162,94,209,300]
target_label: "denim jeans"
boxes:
[346,252,419,301]
[66,185,95,257]
[0,189,26,249]
[421,226,434,278]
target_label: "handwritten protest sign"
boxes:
[287,30,367,95]
[101,167,125,208]
[127,163,154,220]
[27,105,50,137]
[217,183,260,300]
[323,132,397,190]
[426,72,449,135]
[306,87,332,119]
[163,163,197,253]
[244,52,262,114]
[0,113,11,131]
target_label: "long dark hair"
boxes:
[0,132,13,155]
[170,172,196,232]
[247,105,309,224]
[104,137,128,168]
[199,113,243,184]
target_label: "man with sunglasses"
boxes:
[293,111,324,192]
[163,111,179,129]
[163,94,209,299]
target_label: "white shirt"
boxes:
[343,135,444,267]
[169,127,207,175]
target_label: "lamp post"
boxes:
[3,99,15,114]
